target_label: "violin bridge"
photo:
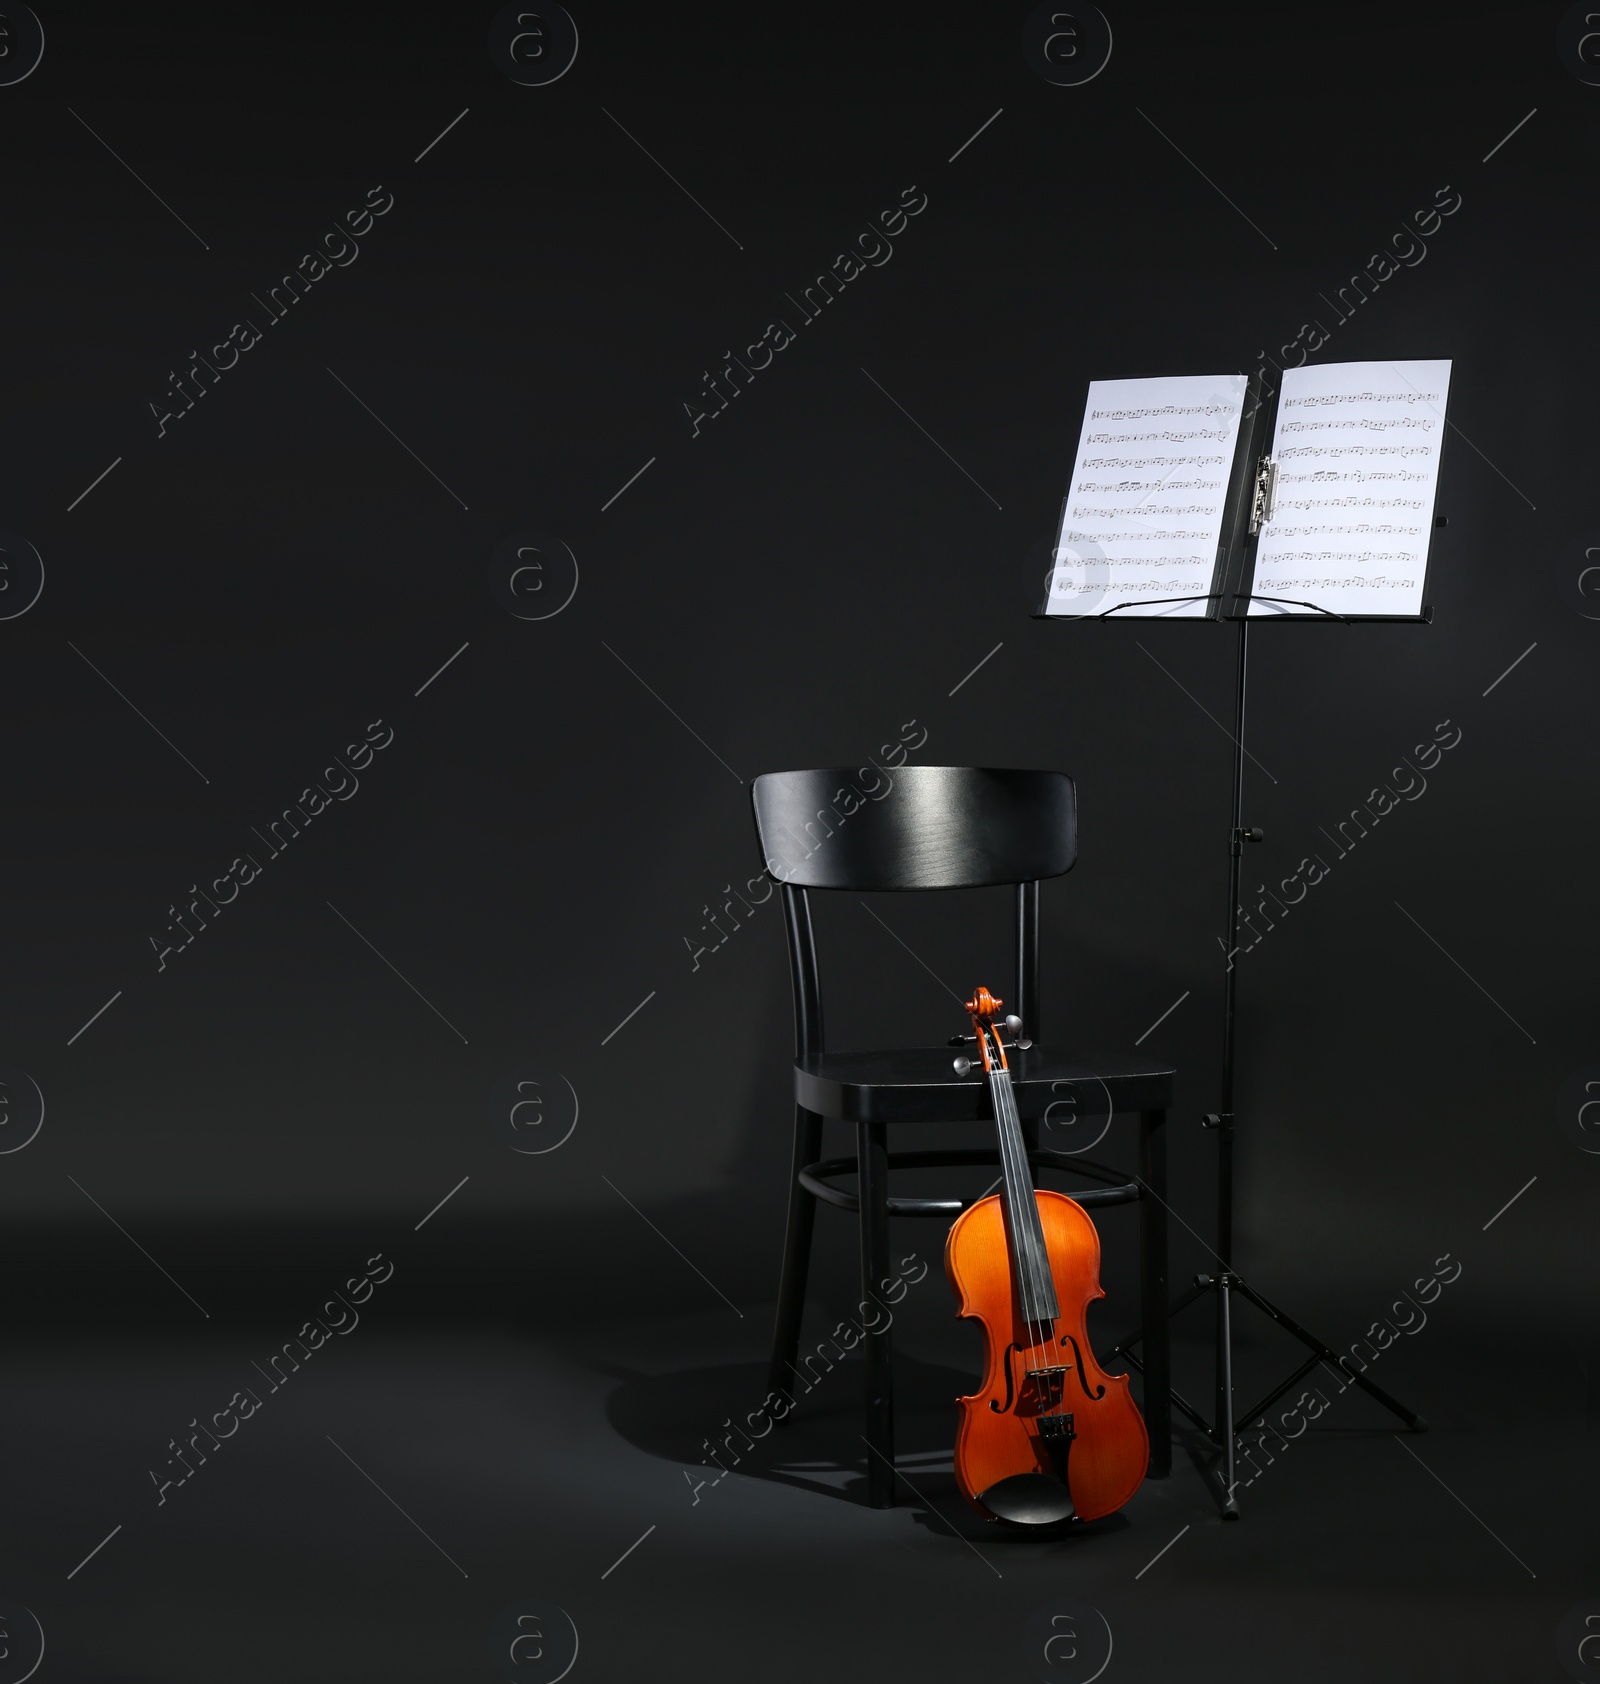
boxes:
[1020,1365,1070,1414]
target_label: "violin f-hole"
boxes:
[991,1342,1023,1413]
[1064,1334,1107,1401]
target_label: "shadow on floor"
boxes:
[603,1351,1134,1546]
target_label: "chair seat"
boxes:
[799,1145,1142,1216]
[795,1044,1175,1124]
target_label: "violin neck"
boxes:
[987,1065,1060,1324]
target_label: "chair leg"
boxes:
[1139,1107,1172,1478]
[857,1117,895,1508]
[766,1105,823,1409]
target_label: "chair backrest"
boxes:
[749,766,1076,891]
[749,767,1076,1060]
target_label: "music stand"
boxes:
[1036,366,1441,1518]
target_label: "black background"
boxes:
[1,3,1595,1681]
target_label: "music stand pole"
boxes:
[1193,608,1427,1520]
[1094,598,1429,1520]
[1206,614,1251,1513]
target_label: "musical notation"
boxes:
[1047,373,1248,618]
[1287,390,1443,407]
[1250,360,1450,618]
[1279,416,1433,433]
[1277,443,1434,459]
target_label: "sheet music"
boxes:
[1045,373,1247,619]
[1249,359,1451,618]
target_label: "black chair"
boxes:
[750,765,1174,1508]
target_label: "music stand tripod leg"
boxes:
[1232,1278,1428,1432]
[1196,1269,1241,1519]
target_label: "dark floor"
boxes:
[3,1270,1590,1684]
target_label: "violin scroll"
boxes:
[966,985,1003,1021]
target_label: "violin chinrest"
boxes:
[977,1471,1077,1527]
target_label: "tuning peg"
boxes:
[952,1056,973,1077]
[1017,1037,1033,1050]
[1004,1015,1022,1035]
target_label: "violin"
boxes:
[944,987,1148,1526]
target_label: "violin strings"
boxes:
[980,1004,1075,1463]
[989,1023,1061,1417]
[1004,1068,1064,1394]
[983,1023,1034,1350]
[992,1039,1068,1431]
[997,1058,1044,1317]
[1021,1073,1070,1408]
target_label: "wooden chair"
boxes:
[750,765,1174,1508]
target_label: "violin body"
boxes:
[946,1186,1148,1522]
